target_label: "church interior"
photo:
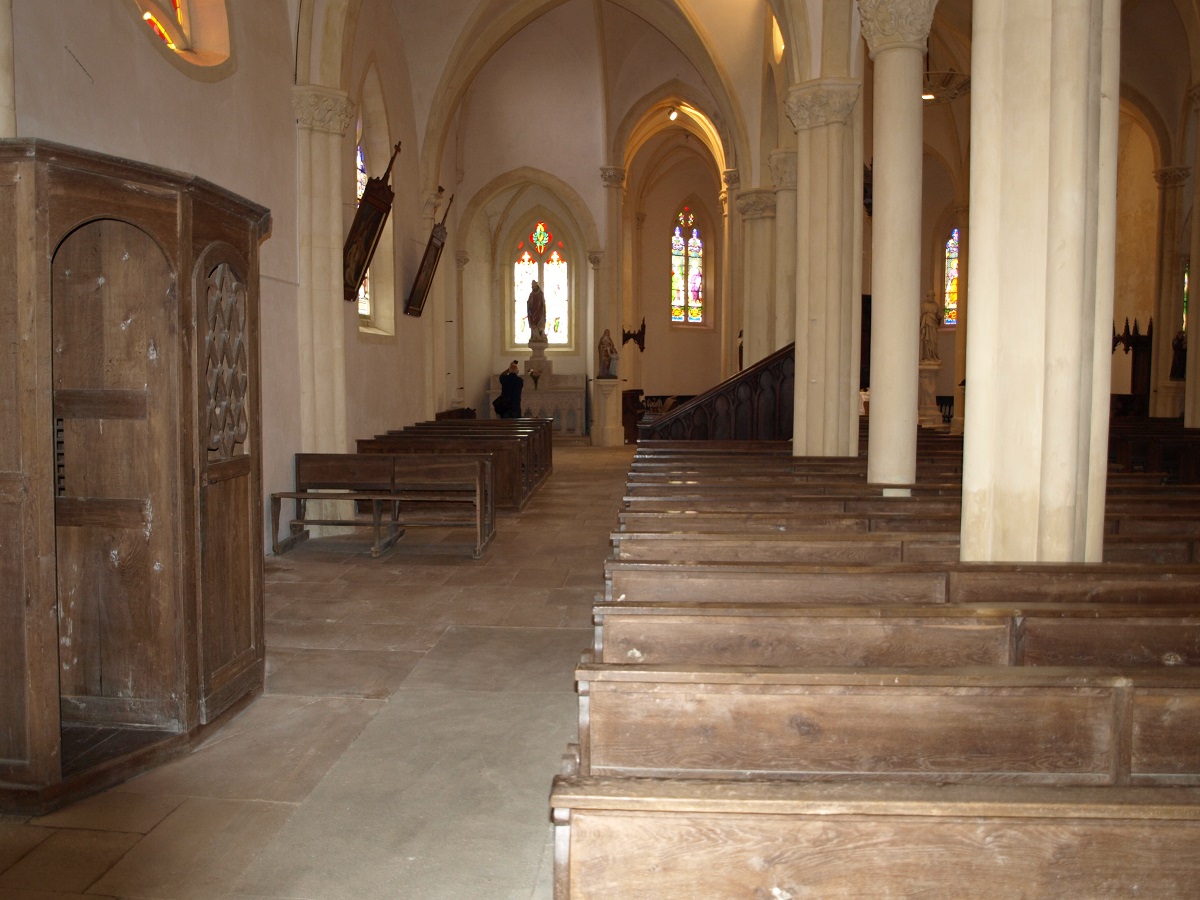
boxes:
[3,0,1200,896]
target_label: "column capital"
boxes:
[736,189,777,220]
[588,251,603,269]
[423,190,447,219]
[1189,84,1200,112]
[1155,166,1191,189]
[600,166,626,188]
[768,149,797,191]
[455,250,470,269]
[856,0,937,57]
[785,79,860,131]
[291,85,356,135]
[723,168,741,191]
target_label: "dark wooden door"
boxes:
[196,254,263,723]
[51,219,184,732]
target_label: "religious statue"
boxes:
[597,328,618,378]
[527,280,547,342]
[920,293,941,362]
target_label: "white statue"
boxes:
[920,293,941,362]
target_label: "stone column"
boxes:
[786,78,863,456]
[598,164,626,445]
[452,250,469,408]
[951,206,969,434]
[769,149,798,352]
[1151,166,1189,417]
[0,0,14,137]
[721,168,741,375]
[962,0,1120,562]
[858,0,937,486]
[736,189,777,366]
[292,85,355,453]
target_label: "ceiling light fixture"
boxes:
[668,107,679,121]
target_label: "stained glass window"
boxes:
[140,0,187,49]
[513,225,570,346]
[943,228,959,326]
[1184,263,1189,332]
[355,143,371,318]
[671,208,703,323]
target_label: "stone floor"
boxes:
[0,442,636,900]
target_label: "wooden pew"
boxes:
[603,559,1200,605]
[573,663,1200,783]
[610,529,963,564]
[551,778,1200,898]
[592,601,1200,667]
[358,433,531,511]
[402,417,553,483]
[270,452,495,558]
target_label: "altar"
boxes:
[486,342,587,435]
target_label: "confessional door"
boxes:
[52,219,185,768]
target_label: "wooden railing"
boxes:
[638,343,794,441]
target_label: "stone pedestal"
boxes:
[593,378,625,447]
[918,361,943,427]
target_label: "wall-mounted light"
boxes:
[668,107,679,121]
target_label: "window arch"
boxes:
[132,0,233,74]
[355,139,371,319]
[943,227,960,326]
[513,221,570,346]
[671,207,704,324]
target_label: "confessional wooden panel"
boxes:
[0,140,270,813]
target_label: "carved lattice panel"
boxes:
[205,263,250,459]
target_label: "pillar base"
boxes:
[592,378,625,447]
[918,360,943,427]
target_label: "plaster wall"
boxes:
[636,157,722,396]
[343,1,432,442]
[457,3,606,238]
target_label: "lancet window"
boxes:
[513,222,570,345]
[671,208,704,324]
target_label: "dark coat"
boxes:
[498,370,524,418]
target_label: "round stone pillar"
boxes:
[737,189,777,366]
[858,0,937,486]
[769,149,798,353]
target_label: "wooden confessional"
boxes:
[0,140,270,813]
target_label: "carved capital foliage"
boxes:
[600,166,626,188]
[1155,166,1191,189]
[736,189,777,220]
[785,80,860,132]
[857,0,937,56]
[423,191,445,218]
[768,149,798,191]
[455,250,470,269]
[588,251,603,269]
[292,85,356,135]
[723,168,741,191]
[1190,84,1200,112]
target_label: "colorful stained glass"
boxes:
[513,251,537,344]
[356,145,368,202]
[530,222,551,254]
[671,208,703,324]
[671,226,686,322]
[544,251,569,345]
[943,228,959,326]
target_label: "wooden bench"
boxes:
[551,778,1200,898]
[270,452,495,558]
[573,663,1200,784]
[402,417,553,484]
[592,601,1200,667]
[603,559,1200,604]
[358,433,531,511]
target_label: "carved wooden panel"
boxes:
[641,343,794,441]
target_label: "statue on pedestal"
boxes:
[920,293,941,362]
[527,281,547,342]
[597,328,618,378]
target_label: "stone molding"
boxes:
[857,0,937,56]
[785,80,860,131]
[1155,166,1191,189]
[292,85,355,135]
[768,149,798,191]
[600,166,626,188]
[736,189,777,220]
